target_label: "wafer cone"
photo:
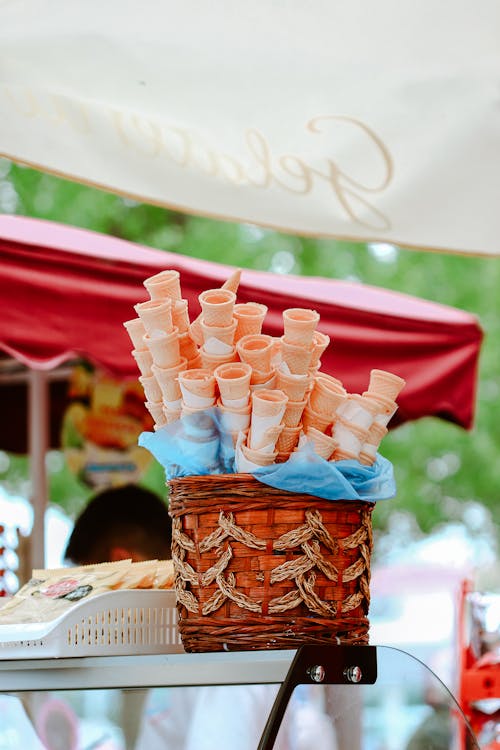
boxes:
[198,289,236,328]
[309,377,347,415]
[152,358,187,402]
[164,408,182,424]
[178,368,216,404]
[172,299,190,333]
[319,373,346,391]
[276,452,291,463]
[332,415,368,456]
[178,331,199,362]
[361,391,398,427]
[139,374,162,403]
[222,268,242,293]
[283,399,307,427]
[365,421,388,448]
[214,362,252,402]
[200,346,237,372]
[187,354,203,369]
[134,299,173,334]
[251,389,288,419]
[276,424,302,454]
[368,369,406,400]
[144,328,180,368]
[233,302,268,341]
[201,318,237,346]
[331,447,358,462]
[302,405,332,434]
[280,337,312,375]
[163,397,182,411]
[237,334,274,371]
[250,369,276,389]
[276,369,311,401]
[304,427,337,460]
[309,331,330,368]
[145,400,167,427]
[132,348,153,377]
[336,394,375,430]
[189,316,204,347]
[143,270,182,301]
[123,318,147,350]
[249,423,284,452]
[217,400,252,432]
[240,443,277,466]
[282,308,320,346]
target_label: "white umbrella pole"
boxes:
[28,368,49,570]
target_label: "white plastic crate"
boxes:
[0,589,184,659]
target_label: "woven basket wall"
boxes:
[169,474,374,652]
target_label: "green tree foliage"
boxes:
[1,160,499,551]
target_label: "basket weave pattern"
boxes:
[169,474,373,652]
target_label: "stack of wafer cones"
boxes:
[127,268,404,468]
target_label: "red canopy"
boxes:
[0,215,482,430]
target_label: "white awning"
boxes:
[1,0,499,255]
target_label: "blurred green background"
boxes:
[1,158,498,568]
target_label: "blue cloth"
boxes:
[139,409,395,502]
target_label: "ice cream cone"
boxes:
[198,289,236,328]
[143,270,182,301]
[152,358,187,402]
[276,424,302,454]
[361,391,398,427]
[301,405,333,434]
[309,331,330,368]
[132,348,153,377]
[178,331,199,362]
[276,452,291,463]
[214,362,252,403]
[233,302,268,341]
[280,337,312,375]
[123,318,147,350]
[187,354,203,369]
[237,334,274,371]
[305,427,337,460]
[276,369,311,401]
[144,400,167,428]
[251,389,288,419]
[144,328,180,369]
[189,316,204,347]
[331,447,358,462]
[199,346,237,372]
[283,399,307,428]
[134,298,173,334]
[163,397,182,412]
[172,299,190,333]
[366,421,388,448]
[139,373,162,403]
[222,269,242,294]
[217,400,251,432]
[164,408,182,424]
[250,368,277,389]
[332,415,368,457]
[178,369,217,407]
[240,443,277,466]
[248,423,284,452]
[201,318,237,347]
[368,369,406,401]
[336,394,375,430]
[282,308,320,346]
[309,377,347,415]
[319,373,346,391]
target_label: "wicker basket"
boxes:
[169,474,374,652]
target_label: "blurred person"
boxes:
[64,484,172,565]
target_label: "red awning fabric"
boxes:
[0,215,482,430]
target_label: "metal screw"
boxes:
[307,664,326,683]
[344,665,363,683]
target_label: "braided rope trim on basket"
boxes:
[172,504,372,617]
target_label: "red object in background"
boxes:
[0,215,483,440]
